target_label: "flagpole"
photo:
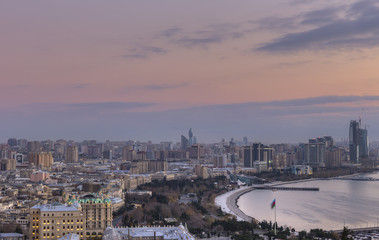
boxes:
[274,202,277,235]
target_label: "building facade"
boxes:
[28,152,53,169]
[75,195,113,238]
[29,203,86,240]
[65,145,79,163]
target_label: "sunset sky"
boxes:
[2,0,379,143]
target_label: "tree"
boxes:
[341,227,353,240]
[15,225,22,234]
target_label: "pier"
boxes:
[253,186,319,191]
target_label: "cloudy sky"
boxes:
[1,0,379,143]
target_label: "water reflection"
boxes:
[238,172,379,231]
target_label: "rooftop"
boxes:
[109,224,196,240]
[0,233,24,237]
[31,203,80,212]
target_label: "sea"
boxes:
[237,171,379,231]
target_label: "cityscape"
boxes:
[1,121,379,240]
[2,0,379,240]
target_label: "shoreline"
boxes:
[215,178,331,223]
[215,171,379,230]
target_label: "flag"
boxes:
[271,199,276,209]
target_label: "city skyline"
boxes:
[2,0,379,142]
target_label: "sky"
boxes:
[1,0,379,144]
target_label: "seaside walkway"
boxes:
[223,180,321,222]
[225,187,254,222]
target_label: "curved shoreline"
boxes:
[225,187,255,222]
[216,178,321,222]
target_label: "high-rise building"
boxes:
[349,119,369,163]
[189,144,205,159]
[7,138,17,147]
[349,120,360,164]
[304,138,326,166]
[243,143,273,171]
[66,145,79,163]
[213,154,227,168]
[29,152,53,169]
[360,128,369,158]
[188,128,193,145]
[27,141,42,153]
[180,135,189,150]
[0,159,16,171]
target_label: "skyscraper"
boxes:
[349,119,369,163]
[243,143,273,171]
[188,128,193,145]
[66,145,79,163]
[360,128,369,158]
[304,138,326,166]
[181,135,189,150]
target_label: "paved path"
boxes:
[225,187,255,222]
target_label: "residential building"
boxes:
[65,146,78,163]
[28,152,53,169]
[243,143,273,171]
[304,138,326,167]
[0,159,16,171]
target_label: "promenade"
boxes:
[216,179,319,222]
[222,187,255,222]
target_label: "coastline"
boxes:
[214,178,323,223]
[215,171,379,230]
[214,186,255,222]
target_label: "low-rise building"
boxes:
[29,203,86,240]
[102,224,195,240]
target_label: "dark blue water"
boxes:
[238,172,379,231]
